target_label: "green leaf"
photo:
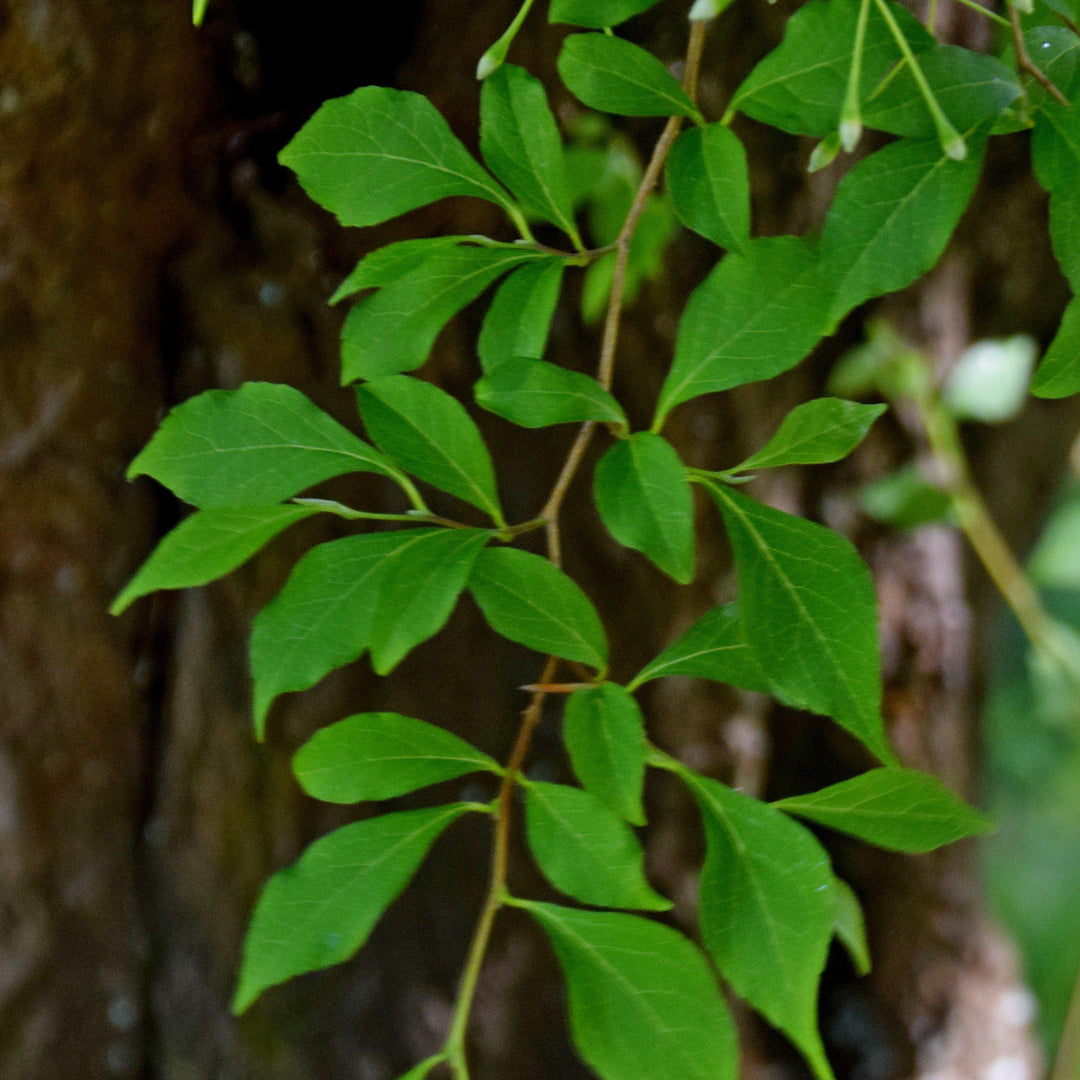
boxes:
[1032,93,1080,291]
[233,803,479,1013]
[726,398,886,473]
[557,34,702,121]
[594,433,695,583]
[774,767,994,852]
[563,683,647,824]
[111,505,322,616]
[468,547,609,671]
[679,769,835,1080]
[330,236,468,305]
[858,464,953,528]
[481,65,579,240]
[627,603,771,692]
[831,878,871,976]
[368,528,491,675]
[250,531,420,737]
[293,712,500,803]
[861,47,1021,138]
[475,359,627,428]
[821,134,986,327]
[128,383,395,508]
[550,0,663,28]
[708,484,894,763]
[728,0,933,136]
[357,376,503,521]
[518,900,738,1080]
[653,236,831,428]
[665,124,750,252]
[1033,297,1080,398]
[278,86,511,227]
[942,336,1037,421]
[341,247,547,382]
[522,781,670,910]
[477,260,566,372]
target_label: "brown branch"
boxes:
[1009,3,1069,106]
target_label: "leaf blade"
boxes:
[293,712,500,803]
[127,383,394,508]
[357,375,503,520]
[233,803,479,1013]
[475,359,627,428]
[111,505,322,615]
[594,433,696,583]
[563,683,648,825]
[477,260,566,372]
[279,86,510,227]
[773,767,993,852]
[519,901,738,1080]
[558,33,702,120]
[468,547,609,671]
[708,484,894,763]
[523,781,670,910]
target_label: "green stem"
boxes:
[949,0,1011,29]
[388,469,432,514]
[476,0,538,79]
[917,389,1069,664]
[871,0,967,159]
[840,0,871,151]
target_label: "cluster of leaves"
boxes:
[119,0,1080,1076]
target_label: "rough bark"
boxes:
[0,0,1073,1078]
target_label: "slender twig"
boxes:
[444,656,558,1078]
[1008,1,1069,106]
[950,0,1011,29]
[540,18,710,568]
[443,17,713,1077]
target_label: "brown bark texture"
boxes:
[0,1,1075,1078]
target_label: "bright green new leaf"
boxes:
[293,712,500,803]
[481,65,579,241]
[654,237,831,428]
[594,433,695,583]
[726,398,886,473]
[192,0,208,26]
[475,359,627,428]
[861,47,1021,138]
[128,383,395,508]
[468,547,608,670]
[550,0,663,28]
[519,900,738,1080]
[563,682,647,825]
[942,336,1037,421]
[330,236,468,305]
[821,134,986,327]
[1033,298,1080,398]
[665,124,750,252]
[627,603,770,692]
[477,260,566,372]
[680,769,836,1080]
[522,780,670,910]
[728,0,933,136]
[708,484,894,763]
[278,86,511,227]
[233,803,479,1013]
[250,531,421,737]
[357,376,503,521]
[774,767,993,852]
[557,34,703,121]
[341,247,547,382]
[111,505,322,616]
[831,878,871,976]
[368,528,491,675]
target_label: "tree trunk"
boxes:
[0,1,1072,1078]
